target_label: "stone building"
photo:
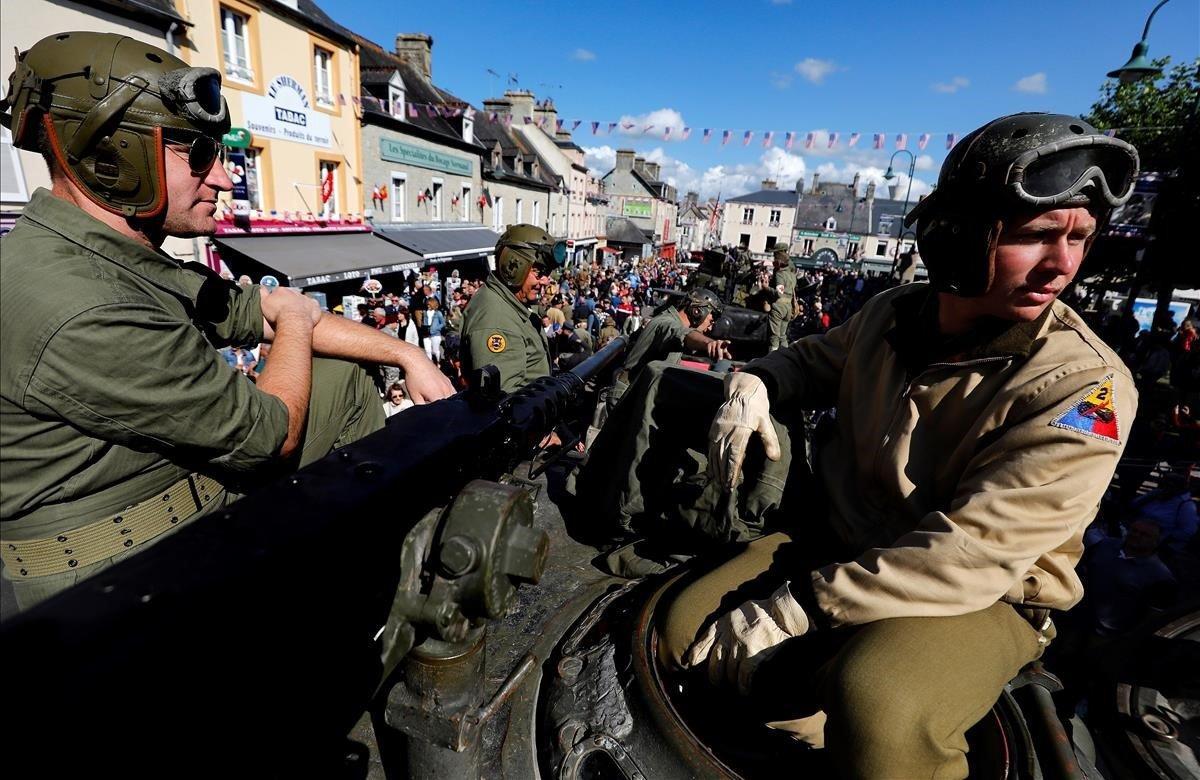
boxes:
[717,179,800,258]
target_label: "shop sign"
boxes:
[242,75,332,148]
[622,200,652,219]
[379,138,472,176]
[222,127,252,148]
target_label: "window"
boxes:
[824,216,837,231]
[220,7,254,84]
[741,207,754,224]
[1,126,30,202]
[460,184,471,221]
[313,47,333,108]
[319,160,339,217]
[391,173,406,221]
[493,195,504,232]
[242,148,263,210]
[876,241,888,256]
[803,238,814,254]
[389,85,405,118]
[515,198,523,224]
[769,209,782,227]
[739,233,750,248]
[462,115,474,144]
[532,200,541,227]
[848,241,860,259]
[430,179,443,221]
[764,236,777,252]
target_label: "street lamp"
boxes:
[883,149,915,268]
[1107,0,1172,83]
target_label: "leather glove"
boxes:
[708,372,781,490]
[682,583,812,694]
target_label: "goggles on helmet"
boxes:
[163,130,226,174]
[157,67,228,127]
[505,239,568,273]
[1008,135,1138,209]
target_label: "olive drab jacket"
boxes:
[0,189,282,539]
[461,273,551,393]
[771,264,797,307]
[745,283,1137,626]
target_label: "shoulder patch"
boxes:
[486,332,507,353]
[1049,375,1120,443]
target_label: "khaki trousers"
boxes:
[659,532,1044,780]
[7,357,383,611]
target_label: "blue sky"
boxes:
[324,0,1200,198]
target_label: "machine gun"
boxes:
[0,337,628,776]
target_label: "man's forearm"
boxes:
[256,315,314,459]
[311,312,427,369]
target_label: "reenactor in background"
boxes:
[461,225,564,393]
[0,32,452,610]
[609,288,731,409]
[598,314,621,348]
[767,243,798,350]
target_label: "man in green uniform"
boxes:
[608,288,731,408]
[461,224,564,393]
[664,113,1142,778]
[0,33,453,610]
[767,243,797,350]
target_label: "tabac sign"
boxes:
[379,138,472,176]
[241,75,332,148]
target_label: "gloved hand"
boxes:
[682,582,812,694]
[708,371,781,490]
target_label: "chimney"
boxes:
[645,161,661,180]
[504,89,536,123]
[866,181,876,201]
[483,97,512,119]
[532,98,558,134]
[395,34,433,80]
[851,172,861,195]
[686,191,698,205]
[888,183,899,200]
[633,156,647,176]
[761,178,777,190]
[795,177,805,194]
[615,149,635,172]
[555,130,572,142]
[810,172,820,193]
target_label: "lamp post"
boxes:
[1107,0,1172,83]
[883,149,916,269]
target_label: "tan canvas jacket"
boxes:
[748,283,1137,627]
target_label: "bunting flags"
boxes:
[785,131,795,150]
[895,133,908,150]
[621,121,635,130]
[663,127,672,141]
[607,122,617,133]
[591,121,600,134]
[571,120,582,131]
[848,132,860,147]
[742,130,753,146]
[556,118,564,131]
[338,93,347,106]
[918,133,931,150]
[642,124,654,133]
[762,130,774,148]
[722,130,732,145]
[408,104,419,119]
[703,128,712,142]
[681,127,691,140]
[524,116,533,125]
[805,132,815,149]
[873,133,884,149]
[828,132,839,149]
[946,132,958,149]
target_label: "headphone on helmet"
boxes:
[494,224,566,288]
[905,113,1139,298]
[684,288,722,324]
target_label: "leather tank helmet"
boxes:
[1,31,230,218]
[904,113,1139,297]
[494,224,567,288]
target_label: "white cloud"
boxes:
[614,107,688,140]
[794,58,839,85]
[1013,72,1048,94]
[583,145,616,175]
[769,70,793,89]
[932,76,969,94]
[570,48,596,62]
[915,154,934,171]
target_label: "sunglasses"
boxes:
[164,133,227,174]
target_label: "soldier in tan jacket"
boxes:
[663,113,1142,779]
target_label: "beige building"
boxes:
[717,179,799,258]
[600,150,679,258]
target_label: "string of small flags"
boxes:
[346,94,1154,150]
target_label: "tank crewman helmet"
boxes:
[904,113,1138,297]
[684,287,723,324]
[1,31,230,218]
[494,224,567,288]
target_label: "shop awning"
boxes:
[374,224,501,261]
[213,231,423,288]
[599,246,621,254]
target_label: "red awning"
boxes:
[599,246,620,254]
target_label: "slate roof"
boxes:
[793,185,915,237]
[374,224,501,258]
[725,189,801,206]
[473,112,553,191]
[605,217,652,244]
[82,0,184,29]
